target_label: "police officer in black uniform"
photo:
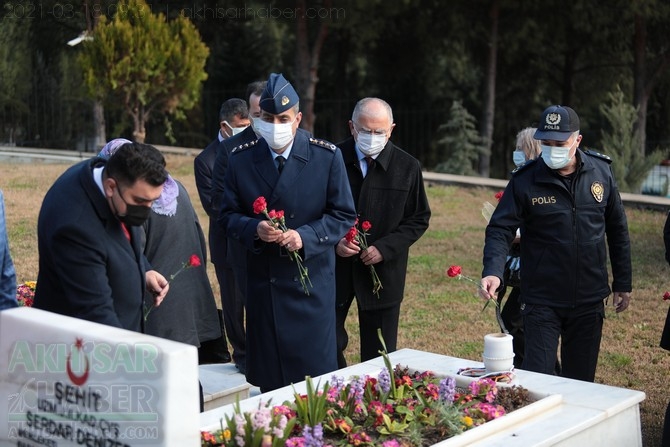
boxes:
[480,105,632,382]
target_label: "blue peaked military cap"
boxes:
[259,73,299,114]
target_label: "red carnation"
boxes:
[250,198,312,295]
[494,191,504,202]
[445,264,499,311]
[446,265,462,278]
[664,291,670,301]
[145,253,202,320]
[189,254,201,267]
[253,196,267,214]
[344,218,382,297]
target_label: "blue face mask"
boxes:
[541,143,574,170]
[512,150,526,167]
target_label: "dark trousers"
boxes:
[499,287,525,368]
[199,381,204,412]
[498,286,560,373]
[336,294,401,368]
[521,300,604,382]
[214,260,246,370]
[663,400,670,446]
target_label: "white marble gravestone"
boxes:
[1,307,200,446]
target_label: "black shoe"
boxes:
[198,338,232,364]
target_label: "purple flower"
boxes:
[302,423,324,447]
[348,376,366,403]
[327,374,345,402]
[439,376,456,403]
[251,407,272,431]
[377,367,391,394]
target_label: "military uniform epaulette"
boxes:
[511,157,538,175]
[309,137,336,151]
[231,139,259,154]
[583,149,612,163]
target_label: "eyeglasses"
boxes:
[353,124,389,137]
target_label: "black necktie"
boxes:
[365,156,375,171]
[276,155,286,173]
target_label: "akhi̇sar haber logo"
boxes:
[66,337,90,386]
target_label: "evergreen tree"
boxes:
[78,0,209,143]
[434,100,485,176]
[599,85,664,193]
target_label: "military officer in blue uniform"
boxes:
[219,73,356,391]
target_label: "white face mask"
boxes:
[250,117,263,137]
[512,150,527,167]
[541,142,575,170]
[223,121,248,137]
[255,118,296,150]
[356,132,387,156]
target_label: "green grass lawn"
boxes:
[2,157,669,446]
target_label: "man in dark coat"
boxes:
[209,82,267,374]
[220,73,356,392]
[34,142,170,331]
[335,97,431,367]
[195,98,250,367]
[661,211,670,444]
[481,105,632,382]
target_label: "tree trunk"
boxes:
[632,13,670,156]
[131,106,146,143]
[633,14,647,156]
[478,0,499,178]
[293,0,329,134]
[88,0,106,150]
[93,100,106,150]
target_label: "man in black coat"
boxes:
[34,143,170,331]
[194,98,250,367]
[481,105,632,382]
[209,82,266,374]
[335,97,431,367]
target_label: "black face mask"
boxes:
[118,203,151,227]
[113,182,152,226]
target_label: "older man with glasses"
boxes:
[334,97,431,367]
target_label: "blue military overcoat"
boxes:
[220,130,356,390]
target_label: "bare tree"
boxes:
[293,0,330,134]
[632,11,670,156]
[478,0,499,178]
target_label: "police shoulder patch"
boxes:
[511,158,537,175]
[309,137,337,151]
[231,139,259,154]
[584,149,612,163]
